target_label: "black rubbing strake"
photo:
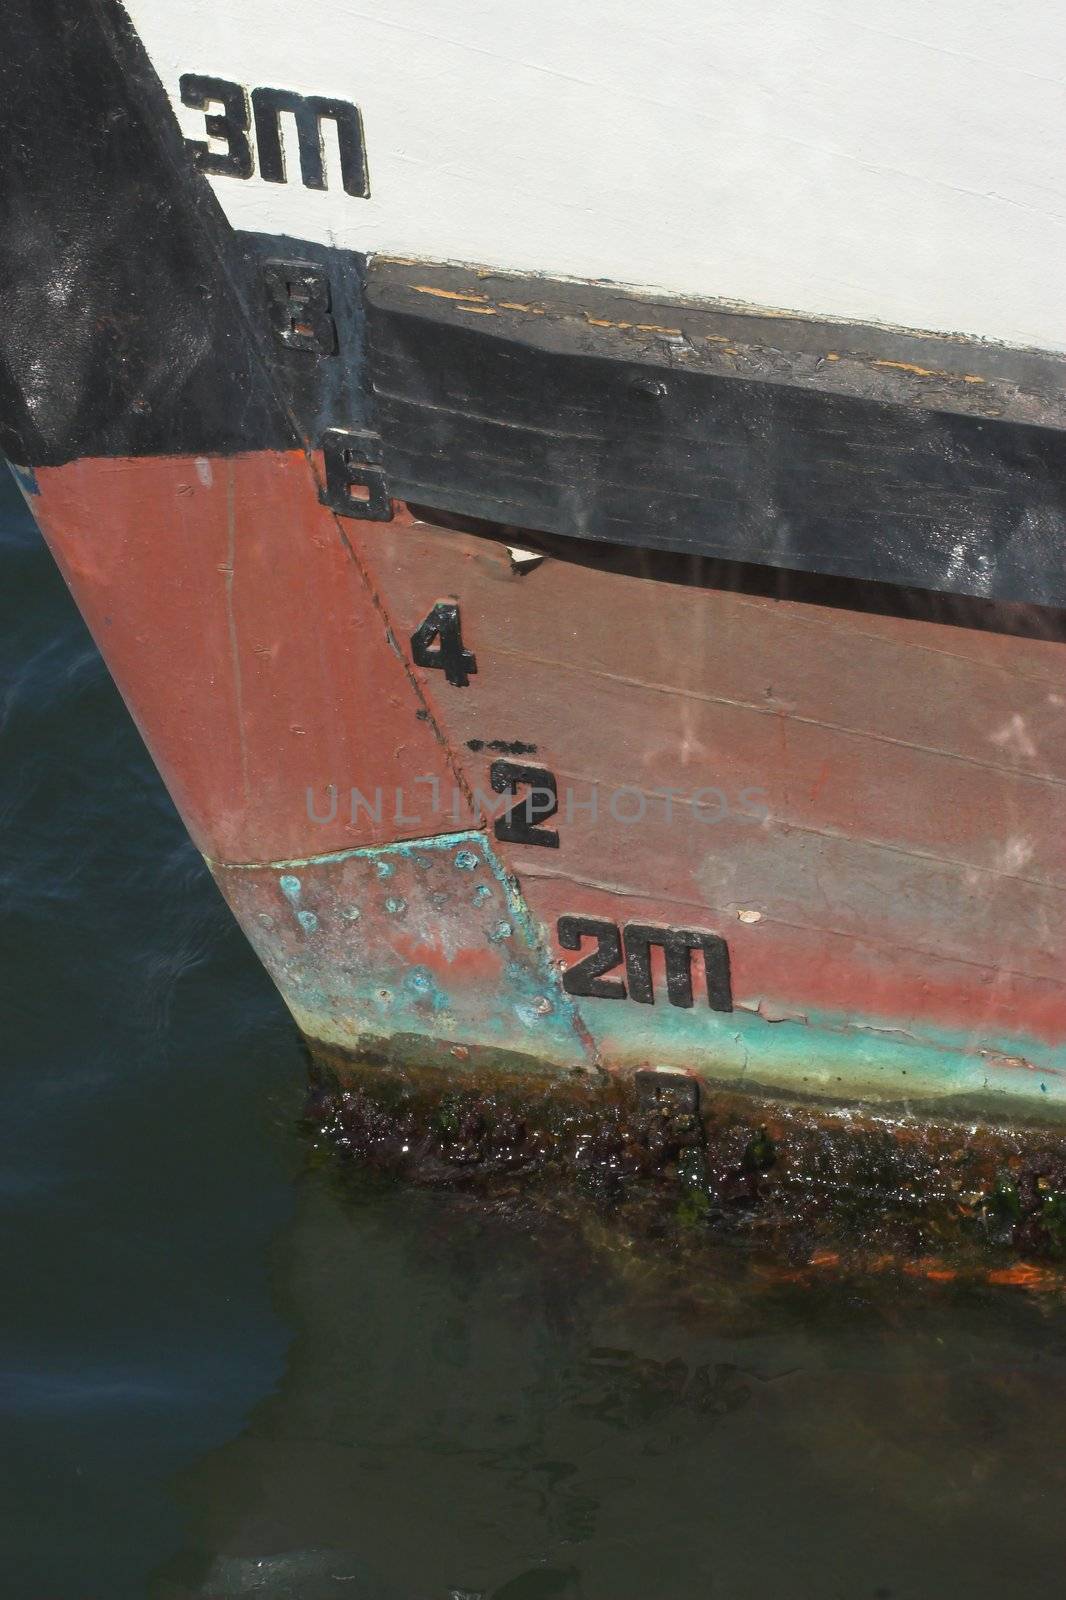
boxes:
[364,261,1066,608]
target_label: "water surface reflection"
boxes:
[157,1164,1066,1600]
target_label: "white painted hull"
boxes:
[127,0,1066,350]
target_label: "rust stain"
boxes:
[986,1262,1059,1289]
[583,314,682,335]
[304,1055,1066,1290]
[872,357,986,385]
[410,285,490,303]
[873,358,939,378]
[982,1049,1047,1076]
[392,269,1045,430]
[903,1257,958,1282]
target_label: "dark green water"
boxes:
[6,462,1066,1600]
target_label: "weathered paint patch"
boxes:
[217,828,1066,1125]
[21,439,1066,1131]
[582,991,1066,1124]
[214,830,595,1074]
[370,505,1066,1071]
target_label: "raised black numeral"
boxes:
[558,916,625,999]
[320,428,392,521]
[262,261,337,355]
[181,77,370,195]
[623,924,732,1011]
[251,87,370,197]
[180,74,253,179]
[410,603,477,687]
[491,760,559,849]
[556,917,733,1011]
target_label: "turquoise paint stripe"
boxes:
[237,830,1066,1119]
[591,996,1066,1116]
[252,830,595,1070]
[210,828,490,872]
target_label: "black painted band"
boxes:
[0,0,295,467]
[365,261,1066,609]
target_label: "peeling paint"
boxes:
[215,828,1066,1125]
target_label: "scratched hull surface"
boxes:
[26,452,1066,1122]
[4,0,1066,1128]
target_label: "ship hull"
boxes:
[5,0,1066,1130]
[23,448,1066,1124]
